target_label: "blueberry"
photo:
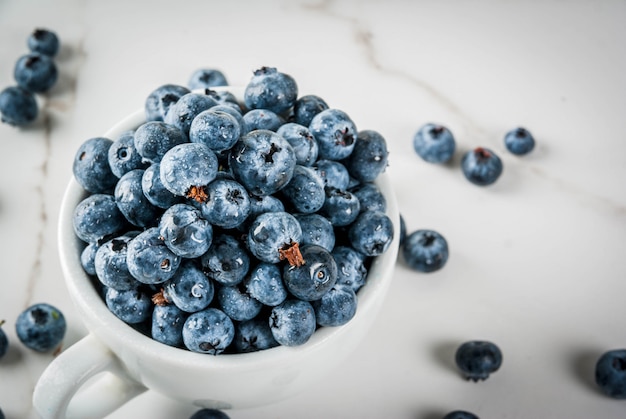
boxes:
[0,86,38,126]
[14,53,58,93]
[292,94,329,127]
[108,130,148,178]
[105,287,153,324]
[413,123,456,163]
[283,244,337,301]
[133,121,187,164]
[80,242,99,276]
[217,284,263,322]
[241,109,283,133]
[229,129,296,196]
[276,123,319,166]
[114,169,162,228]
[94,232,141,291]
[320,187,360,227]
[247,211,302,264]
[161,261,214,313]
[200,234,250,286]
[244,66,298,115]
[164,92,218,137]
[189,408,230,419]
[189,109,241,153]
[243,262,288,306]
[504,127,535,155]
[73,137,117,194]
[345,129,389,182]
[461,147,503,186]
[27,28,60,57]
[455,340,503,381]
[332,245,367,293]
[247,194,285,219]
[204,90,240,111]
[595,349,626,398]
[309,109,357,161]
[442,411,480,419]
[188,68,228,90]
[158,203,213,258]
[350,182,386,213]
[294,213,335,252]
[151,304,186,348]
[312,285,357,327]
[145,84,191,122]
[160,142,218,202]
[314,159,350,190]
[399,214,407,246]
[269,299,316,346]
[182,308,234,354]
[196,178,251,229]
[141,163,182,209]
[348,210,394,257]
[73,194,127,243]
[126,227,182,285]
[15,303,66,352]
[402,229,449,273]
[279,165,326,214]
[233,316,279,353]
[0,320,8,359]
[207,103,245,133]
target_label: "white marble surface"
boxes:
[1,0,625,418]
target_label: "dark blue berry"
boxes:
[244,66,298,115]
[80,242,99,276]
[294,213,335,252]
[190,109,241,153]
[309,109,357,161]
[350,182,386,213]
[15,303,66,352]
[247,211,302,264]
[182,308,234,354]
[442,411,479,419]
[189,408,230,419]
[348,210,394,257]
[332,245,367,293]
[292,94,329,127]
[402,229,448,273]
[145,84,191,122]
[276,122,318,166]
[133,121,187,164]
[14,53,58,93]
[28,28,60,57]
[269,299,316,346]
[151,304,186,348]
[320,187,360,227]
[217,284,263,322]
[0,321,8,359]
[188,68,228,90]
[196,178,251,229]
[105,287,153,324]
[399,214,407,246]
[0,86,38,126]
[158,203,213,258]
[314,159,350,190]
[164,92,218,137]
[160,142,218,201]
[114,169,161,228]
[233,316,279,353]
[73,137,117,194]
[504,127,535,155]
[345,129,389,182]
[312,285,357,327]
[200,234,250,286]
[243,262,288,307]
[283,244,337,301]
[461,147,503,186]
[413,123,456,163]
[279,165,326,214]
[455,340,503,381]
[241,109,283,133]
[73,194,127,243]
[161,261,214,313]
[94,232,141,291]
[126,227,181,285]
[108,130,148,178]
[595,349,626,398]
[141,163,182,209]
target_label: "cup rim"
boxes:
[58,86,400,370]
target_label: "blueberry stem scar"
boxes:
[279,241,305,267]
[186,185,209,203]
[151,289,169,306]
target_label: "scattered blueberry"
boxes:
[595,349,626,398]
[402,229,449,273]
[189,408,231,419]
[413,123,456,163]
[399,214,407,246]
[0,320,8,359]
[461,147,503,186]
[188,68,228,90]
[455,340,503,381]
[182,308,234,354]
[269,299,316,346]
[504,127,535,155]
[27,28,60,57]
[14,53,58,93]
[442,411,479,419]
[15,303,66,352]
[244,66,298,115]
[0,85,38,126]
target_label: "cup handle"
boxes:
[33,333,147,419]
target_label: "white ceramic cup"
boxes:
[33,87,400,419]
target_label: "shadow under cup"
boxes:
[38,88,400,417]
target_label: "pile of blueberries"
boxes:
[72,66,395,355]
[0,28,60,126]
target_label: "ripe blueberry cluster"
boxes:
[0,28,60,127]
[71,66,394,355]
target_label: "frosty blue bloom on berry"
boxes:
[461,147,503,186]
[133,121,187,164]
[247,211,302,264]
[105,287,153,324]
[402,229,449,273]
[161,261,214,313]
[73,194,127,243]
[309,109,357,161]
[413,123,456,164]
[270,299,316,347]
[15,303,66,352]
[114,169,161,228]
[504,127,535,155]
[345,129,389,182]
[0,86,38,126]
[217,285,263,322]
[158,204,213,258]
[244,66,298,115]
[108,130,147,178]
[28,28,60,57]
[348,210,394,257]
[455,340,503,382]
[243,263,288,307]
[126,227,181,285]
[200,234,250,286]
[160,142,218,202]
[241,109,283,133]
[182,308,234,355]
[145,84,191,122]
[595,349,626,398]
[283,244,338,301]
[14,53,58,93]
[312,285,357,327]
[95,232,141,291]
[151,304,186,348]
[188,68,228,90]
[73,137,117,194]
